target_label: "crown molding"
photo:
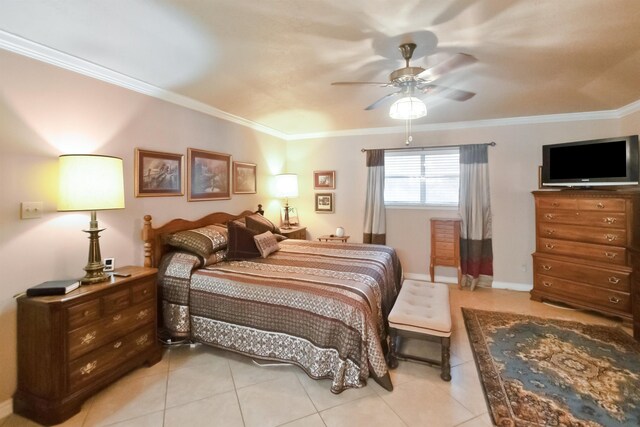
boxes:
[2,30,639,142]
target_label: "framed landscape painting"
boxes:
[314,170,336,189]
[233,161,257,194]
[187,148,231,201]
[134,148,184,197]
[315,193,334,213]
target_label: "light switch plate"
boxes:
[21,202,43,219]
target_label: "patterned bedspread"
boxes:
[158,240,402,393]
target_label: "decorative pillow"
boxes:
[204,249,227,266]
[245,213,281,235]
[274,233,288,242]
[165,225,228,260]
[253,231,281,258]
[226,220,261,260]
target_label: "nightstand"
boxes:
[280,225,307,240]
[14,266,162,425]
[318,235,350,243]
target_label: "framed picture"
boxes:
[315,193,334,213]
[134,148,184,197]
[187,148,231,201]
[281,206,299,225]
[233,161,257,194]
[314,170,336,189]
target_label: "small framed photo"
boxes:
[233,162,257,194]
[315,193,334,213]
[134,148,184,197]
[187,148,231,201]
[281,206,299,225]
[314,170,336,189]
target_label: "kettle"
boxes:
[335,226,345,237]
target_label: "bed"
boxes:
[142,209,402,393]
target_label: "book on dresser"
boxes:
[26,279,80,296]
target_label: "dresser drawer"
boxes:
[537,197,577,210]
[532,256,630,291]
[538,210,626,228]
[68,300,155,360]
[68,325,156,392]
[538,238,626,265]
[577,198,626,212]
[103,289,131,314]
[67,300,101,330]
[534,274,631,314]
[132,278,155,304]
[537,224,627,246]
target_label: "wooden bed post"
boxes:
[142,215,153,268]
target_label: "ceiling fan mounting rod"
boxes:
[398,43,417,67]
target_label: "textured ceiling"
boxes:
[1,0,640,136]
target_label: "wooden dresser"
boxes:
[14,266,162,425]
[531,191,640,328]
[429,218,462,286]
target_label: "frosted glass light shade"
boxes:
[274,173,299,199]
[389,96,427,120]
[58,154,125,211]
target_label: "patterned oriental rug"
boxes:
[462,308,640,427]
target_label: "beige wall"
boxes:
[0,46,636,405]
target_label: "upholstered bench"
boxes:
[387,280,452,381]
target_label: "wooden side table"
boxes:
[429,218,462,286]
[280,226,307,240]
[318,235,350,243]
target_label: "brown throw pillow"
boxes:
[253,231,281,258]
[165,225,228,260]
[245,213,281,234]
[226,220,261,260]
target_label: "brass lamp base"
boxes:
[80,211,110,284]
[282,202,292,230]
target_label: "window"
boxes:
[384,147,460,207]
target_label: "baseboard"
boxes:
[0,398,12,420]
[403,273,532,292]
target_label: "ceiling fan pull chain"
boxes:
[405,119,413,145]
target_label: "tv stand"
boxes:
[531,190,640,340]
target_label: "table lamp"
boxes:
[58,154,125,284]
[274,173,298,229]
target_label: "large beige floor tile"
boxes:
[0,414,42,427]
[124,350,170,381]
[82,373,167,426]
[454,413,494,427]
[380,379,475,427]
[295,371,376,412]
[167,343,227,371]
[279,413,326,427]
[319,395,406,427]
[166,354,234,408]
[102,410,164,427]
[236,374,316,427]
[436,360,488,416]
[229,355,299,389]
[164,390,244,427]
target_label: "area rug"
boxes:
[462,308,640,427]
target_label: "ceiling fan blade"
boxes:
[331,81,390,86]
[418,84,476,101]
[418,53,477,82]
[364,91,402,110]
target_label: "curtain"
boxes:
[459,144,493,289]
[363,149,386,244]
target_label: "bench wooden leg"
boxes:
[440,336,451,381]
[387,331,399,369]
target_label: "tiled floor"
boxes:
[2,284,632,427]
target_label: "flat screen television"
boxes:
[541,135,639,187]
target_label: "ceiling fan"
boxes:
[331,43,477,113]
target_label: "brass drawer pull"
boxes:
[544,213,554,219]
[542,265,552,271]
[545,243,555,249]
[604,217,616,224]
[80,331,96,345]
[80,361,97,375]
[605,234,617,242]
[136,334,149,346]
[545,229,555,235]
[542,281,552,287]
[551,202,559,207]
[143,289,149,295]
[136,309,150,320]
[112,314,122,321]
[83,310,90,317]
[608,296,620,304]
[596,202,605,209]
[608,276,620,284]
[604,252,617,259]
[113,341,122,349]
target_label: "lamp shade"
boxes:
[389,96,427,120]
[58,154,125,211]
[274,173,298,199]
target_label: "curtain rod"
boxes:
[360,141,496,153]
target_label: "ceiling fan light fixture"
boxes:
[389,96,427,120]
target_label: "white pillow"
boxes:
[253,231,281,258]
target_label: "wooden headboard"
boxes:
[141,206,262,268]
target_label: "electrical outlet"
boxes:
[21,202,43,219]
